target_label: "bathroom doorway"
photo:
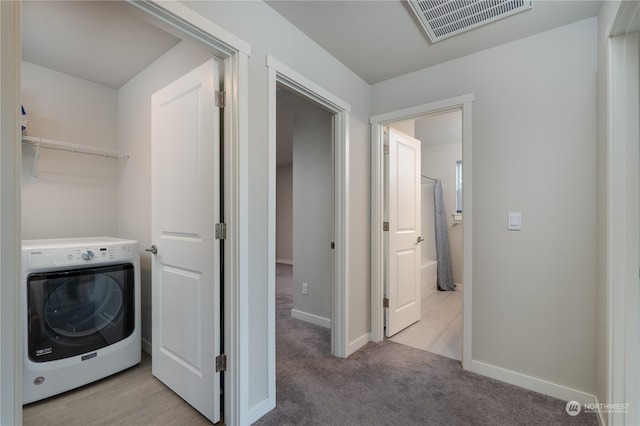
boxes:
[386,111,463,360]
[370,94,474,368]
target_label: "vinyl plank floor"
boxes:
[22,352,212,426]
[389,282,463,360]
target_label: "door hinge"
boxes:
[215,90,225,108]
[383,222,389,232]
[215,354,227,372]
[215,223,227,240]
[383,298,389,308]
[331,242,335,249]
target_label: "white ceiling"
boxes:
[21,1,602,88]
[265,0,602,84]
[21,1,181,89]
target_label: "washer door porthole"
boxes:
[44,275,124,338]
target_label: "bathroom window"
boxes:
[456,160,462,212]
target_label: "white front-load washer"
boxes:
[22,237,141,404]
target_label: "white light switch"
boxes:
[508,212,522,231]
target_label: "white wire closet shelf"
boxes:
[22,135,130,179]
[22,135,130,158]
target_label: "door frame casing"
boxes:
[606,2,640,425]
[266,56,351,408]
[133,3,251,424]
[4,1,252,425]
[370,94,474,369]
[0,1,22,424]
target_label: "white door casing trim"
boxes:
[134,1,250,57]
[266,54,351,379]
[131,4,251,424]
[134,4,251,425]
[0,1,22,425]
[369,93,474,370]
[607,2,640,425]
[5,1,252,424]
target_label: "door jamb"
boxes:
[6,1,252,425]
[370,94,473,369]
[131,3,250,425]
[606,2,640,425]
[266,55,351,373]
[0,1,22,424]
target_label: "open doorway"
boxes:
[19,2,240,424]
[266,56,351,373]
[275,84,334,334]
[265,55,351,413]
[385,111,464,361]
[370,94,474,369]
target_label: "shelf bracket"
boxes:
[31,138,41,179]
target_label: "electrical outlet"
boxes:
[302,283,309,295]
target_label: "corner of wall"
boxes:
[345,332,370,358]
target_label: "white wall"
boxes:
[277,92,333,327]
[389,119,415,137]
[276,165,293,264]
[416,110,462,146]
[169,2,372,419]
[117,40,213,351]
[292,98,332,326]
[21,61,119,239]
[372,18,598,396]
[276,95,294,265]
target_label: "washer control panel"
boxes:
[27,244,135,268]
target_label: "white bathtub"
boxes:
[421,258,438,297]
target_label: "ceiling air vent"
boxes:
[408,0,534,43]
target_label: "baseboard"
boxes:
[247,397,275,425]
[291,309,331,328]
[276,259,293,265]
[345,332,370,357]
[592,394,606,426]
[470,360,597,406]
[141,337,152,355]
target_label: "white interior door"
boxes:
[150,59,220,423]
[385,127,422,337]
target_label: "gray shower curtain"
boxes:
[434,180,456,291]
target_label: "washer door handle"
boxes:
[145,245,158,255]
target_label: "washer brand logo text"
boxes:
[35,347,52,356]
